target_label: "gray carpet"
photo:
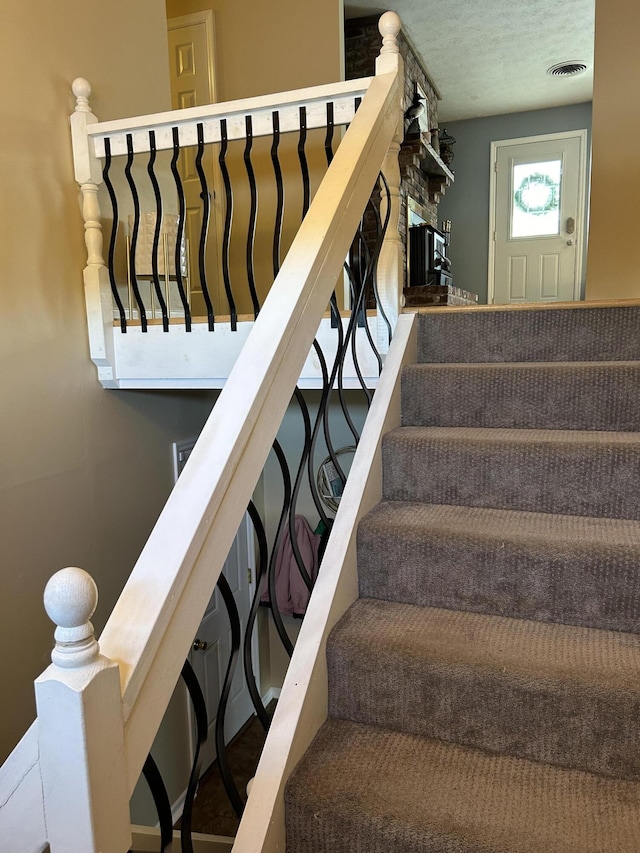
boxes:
[285,305,640,852]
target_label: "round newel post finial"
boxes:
[44,567,100,668]
[72,77,92,112]
[378,10,401,54]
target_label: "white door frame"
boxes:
[487,130,588,305]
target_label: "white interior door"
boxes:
[489,131,588,305]
[190,514,258,772]
[173,439,258,774]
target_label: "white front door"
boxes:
[489,131,588,305]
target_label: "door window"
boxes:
[511,159,562,239]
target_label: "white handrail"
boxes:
[232,313,418,852]
[87,77,374,157]
[109,59,402,795]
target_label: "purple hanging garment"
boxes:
[261,515,322,616]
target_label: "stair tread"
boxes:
[328,600,640,778]
[387,424,640,446]
[383,426,640,519]
[330,598,640,691]
[357,501,640,632]
[361,499,640,548]
[401,361,640,431]
[286,718,640,853]
[406,359,640,369]
[417,305,640,364]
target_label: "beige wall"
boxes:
[586,0,640,298]
[0,0,217,763]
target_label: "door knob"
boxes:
[193,638,208,651]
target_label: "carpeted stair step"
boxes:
[383,426,640,519]
[285,718,640,853]
[357,501,640,633]
[327,598,640,779]
[401,361,640,431]
[417,304,640,364]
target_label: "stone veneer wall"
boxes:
[344,15,442,247]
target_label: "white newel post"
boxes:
[35,568,131,853]
[375,11,404,356]
[70,78,117,386]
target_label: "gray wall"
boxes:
[438,102,592,304]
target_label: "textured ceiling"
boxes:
[345,0,595,122]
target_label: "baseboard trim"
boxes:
[261,686,281,707]
[132,824,234,852]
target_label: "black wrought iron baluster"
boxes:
[340,183,391,409]
[215,573,244,817]
[271,111,284,278]
[170,127,192,331]
[244,499,275,726]
[147,130,170,332]
[124,134,147,332]
[339,221,374,412]
[325,103,341,332]
[344,251,374,407]
[194,122,215,330]
[265,439,296,658]
[297,106,310,218]
[324,101,335,166]
[310,345,349,504]
[139,754,173,853]
[295,103,344,522]
[298,364,333,533]
[179,659,209,853]
[102,138,127,332]
[371,171,393,347]
[244,115,260,319]
[337,229,373,428]
[218,119,237,330]
[351,223,382,376]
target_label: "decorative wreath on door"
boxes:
[514,172,560,216]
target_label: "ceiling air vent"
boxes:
[547,61,588,77]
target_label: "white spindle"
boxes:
[35,567,131,853]
[70,78,116,384]
[71,78,104,266]
[375,11,404,355]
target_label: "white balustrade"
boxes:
[35,567,130,853]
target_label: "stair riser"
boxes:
[357,519,640,634]
[382,432,640,519]
[286,719,640,853]
[328,641,640,781]
[402,363,640,431]
[418,306,640,364]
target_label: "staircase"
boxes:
[284,304,640,852]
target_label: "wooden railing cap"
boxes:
[72,77,92,112]
[44,566,100,668]
[378,11,401,54]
